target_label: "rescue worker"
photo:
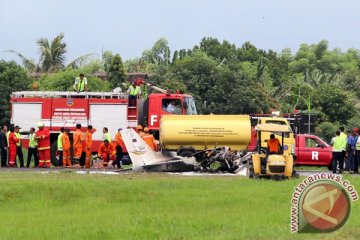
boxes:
[35,122,51,168]
[114,128,126,169]
[348,128,358,174]
[62,129,71,167]
[339,126,348,165]
[355,129,360,173]
[73,124,84,162]
[113,145,123,169]
[26,127,39,168]
[127,82,141,106]
[136,125,145,137]
[98,139,116,166]
[57,127,64,167]
[73,73,88,93]
[331,130,344,174]
[103,127,112,142]
[85,125,96,168]
[8,125,18,167]
[115,128,127,153]
[14,126,24,167]
[0,125,8,167]
[142,127,157,151]
[267,134,280,154]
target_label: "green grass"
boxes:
[0,172,359,240]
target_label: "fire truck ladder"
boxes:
[127,104,138,128]
[11,91,128,99]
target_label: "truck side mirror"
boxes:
[183,102,188,110]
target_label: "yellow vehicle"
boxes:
[256,117,295,155]
[248,123,296,179]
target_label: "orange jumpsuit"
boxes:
[85,128,96,168]
[73,129,84,159]
[267,138,280,153]
[62,132,71,167]
[8,132,19,167]
[142,133,157,151]
[115,132,127,153]
[36,127,50,167]
[98,142,116,163]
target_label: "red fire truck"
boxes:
[10,89,197,165]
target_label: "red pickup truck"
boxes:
[249,132,332,169]
[294,134,332,169]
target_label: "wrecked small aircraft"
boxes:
[120,128,248,174]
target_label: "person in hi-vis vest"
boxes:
[127,82,141,106]
[73,73,88,92]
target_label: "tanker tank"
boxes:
[160,115,251,155]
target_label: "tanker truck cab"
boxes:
[256,117,295,156]
[147,94,197,131]
[248,123,295,179]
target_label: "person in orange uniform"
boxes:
[142,127,157,151]
[73,124,84,162]
[8,125,19,167]
[62,129,71,167]
[267,134,281,154]
[113,128,127,168]
[115,128,127,153]
[85,125,96,168]
[98,140,116,166]
[35,122,51,167]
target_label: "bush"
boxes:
[315,121,339,143]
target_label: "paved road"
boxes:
[297,170,360,177]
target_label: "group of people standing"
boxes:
[56,124,116,168]
[331,126,360,174]
[0,121,158,169]
[0,122,50,168]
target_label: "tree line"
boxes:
[1,34,360,141]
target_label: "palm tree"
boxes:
[37,33,66,72]
[6,33,93,72]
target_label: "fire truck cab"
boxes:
[10,90,197,166]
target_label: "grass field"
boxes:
[0,171,359,240]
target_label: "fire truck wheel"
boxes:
[50,141,61,167]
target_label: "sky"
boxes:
[1,0,359,64]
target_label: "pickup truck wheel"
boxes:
[50,141,60,166]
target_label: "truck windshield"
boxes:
[184,97,197,115]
